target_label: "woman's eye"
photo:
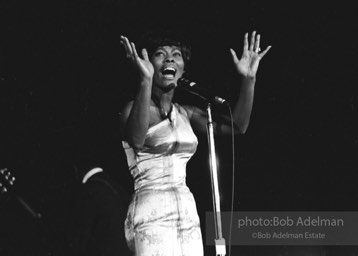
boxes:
[173,52,182,57]
[154,51,165,57]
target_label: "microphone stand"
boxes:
[206,103,226,256]
[177,81,227,254]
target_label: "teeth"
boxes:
[164,67,176,72]
[162,67,176,79]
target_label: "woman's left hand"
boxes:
[230,31,271,78]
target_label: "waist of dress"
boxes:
[134,178,188,192]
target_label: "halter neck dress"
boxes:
[122,103,204,256]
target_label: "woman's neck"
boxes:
[151,88,174,112]
[151,88,175,119]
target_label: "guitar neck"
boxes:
[15,195,42,220]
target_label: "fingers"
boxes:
[120,36,132,57]
[249,31,256,51]
[131,42,139,59]
[258,45,272,58]
[142,48,149,61]
[254,34,261,53]
[243,32,249,51]
[245,31,270,55]
[248,31,262,53]
[120,35,135,59]
[230,48,239,64]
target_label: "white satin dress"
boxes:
[122,103,204,256]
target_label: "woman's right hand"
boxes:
[120,35,154,83]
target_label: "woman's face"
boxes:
[150,45,185,91]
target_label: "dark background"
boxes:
[1,0,358,255]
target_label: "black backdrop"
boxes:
[1,0,358,255]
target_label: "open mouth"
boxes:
[161,67,176,79]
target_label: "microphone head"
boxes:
[177,77,229,106]
[214,96,230,106]
[178,77,196,87]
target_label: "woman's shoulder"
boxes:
[175,103,191,118]
[175,103,204,120]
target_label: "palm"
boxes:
[235,51,261,77]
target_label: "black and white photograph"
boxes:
[1,1,358,255]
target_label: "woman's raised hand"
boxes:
[120,35,154,82]
[230,31,271,78]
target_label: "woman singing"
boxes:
[119,29,271,256]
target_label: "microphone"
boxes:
[177,77,229,105]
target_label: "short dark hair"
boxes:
[139,28,191,67]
